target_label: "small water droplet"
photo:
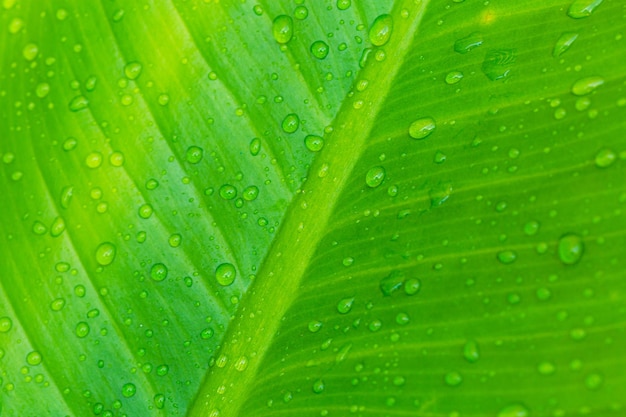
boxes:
[537,361,555,375]
[154,394,165,409]
[0,317,13,333]
[26,351,43,366]
[312,379,325,393]
[138,203,154,219]
[22,43,39,61]
[408,117,436,139]
[444,371,462,386]
[445,71,464,85]
[308,320,322,332]
[454,32,483,54]
[249,138,261,156]
[368,14,393,46]
[304,135,324,152]
[585,372,603,389]
[35,82,50,98]
[571,76,604,96]
[75,321,90,338]
[404,278,421,295]
[32,221,47,235]
[85,152,103,168]
[524,220,540,236]
[215,263,236,286]
[365,166,385,188]
[124,62,143,80]
[68,95,89,112]
[337,0,351,10]
[63,137,77,151]
[168,234,182,247]
[51,298,65,311]
[294,5,308,20]
[594,148,616,168]
[150,263,168,281]
[558,233,584,265]
[95,242,116,266]
[50,216,65,237]
[310,40,329,59]
[281,113,299,133]
[242,185,259,201]
[158,94,170,106]
[121,382,136,398]
[156,364,169,376]
[272,15,293,44]
[336,297,354,314]
[109,151,124,167]
[234,356,249,372]
[498,404,529,417]
[463,340,480,363]
[219,184,237,200]
[186,146,204,164]
[553,32,578,57]
[567,0,603,18]
[497,250,517,264]
[482,49,516,81]
[379,270,404,296]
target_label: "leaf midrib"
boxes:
[187,1,430,415]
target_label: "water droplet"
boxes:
[558,234,584,265]
[109,151,124,167]
[336,297,354,314]
[310,40,329,59]
[121,382,136,398]
[138,203,154,219]
[524,220,540,236]
[536,287,552,301]
[75,321,90,338]
[26,351,43,366]
[272,15,293,44]
[454,32,483,54]
[337,0,351,10]
[219,184,237,200]
[308,320,322,333]
[281,113,299,133]
[234,356,249,372]
[85,76,97,91]
[304,135,324,152]
[22,43,39,61]
[186,146,204,164]
[146,179,159,190]
[50,216,65,237]
[215,263,236,286]
[553,32,578,57]
[408,117,436,139]
[312,379,325,393]
[68,95,89,112]
[497,250,517,264]
[85,152,103,169]
[150,263,168,281]
[154,394,165,409]
[167,233,182,247]
[537,361,555,375]
[594,148,616,168]
[463,340,480,363]
[63,137,78,151]
[567,0,603,18]
[445,71,464,85]
[365,166,385,188]
[368,14,393,46]
[0,317,13,332]
[444,371,462,386]
[158,94,170,106]
[95,242,116,266]
[395,312,410,325]
[369,319,382,332]
[51,298,65,311]
[242,185,259,201]
[32,221,47,235]
[482,49,516,81]
[429,182,453,207]
[124,62,143,80]
[498,404,529,417]
[571,76,604,96]
[379,270,404,296]
[404,278,421,295]
[200,328,214,339]
[35,83,50,98]
[585,372,603,389]
[249,138,261,156]
[294,5,308,20]
[8,17,24,34]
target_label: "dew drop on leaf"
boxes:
[156,364,169,376]
[124,62,143,80]
[50,216,65,237]
[154,393,165,409]
[242,185,259,201]
[408,117,436,139]
[281,113,300,133]
[272,15,293,44]
[585,372,603,389]
[308,320,322,333]
[26,351,43,366]
[186,146,204,164]
[404,278,421,295]
[121,382,136,398]
[234,356,249,372]
[168,234,182,247]
[365,166,385,188]
[68,95,89,112]
[63,137,77,151]
[368,14,393,46]
[498,404,529,417]
[294,6,308,20]
[304,135,324,152]
[463,340,480,363]
[95,242,116,266]
[558,233,584,265]
[523,220,540,236]
[310,40,329,59]
[0,317,13,333]
[32,221,47,235]
[215,263,236,286]
[444,371,462,387]
[336,297,354,314]
[312,379,325,393]
[85,76,97,91]
[553,32,578,57]
[60,186,73,209]
[497,250,517,264]
[594,148,616,168]
[150,263,168,282]
[571,76,604,96]
[249,138,261,156]
[337,0,351,10]
[379,270,404,296]
[200,328,214,339]
[85,152,103,168]
[454,32,483,54]
[567,0,603,19]
[395,312,410,325]
[22,43,38,61]
[445,71,463,85]
[157,94,170,106]
[537,361,555,375]
[75,321,90,338]
[35,82,50,98]
[482,49,516,81]
[138,203,154,219]
[219,184,237,200]
[50,298,65,311]
[368,319,382,332]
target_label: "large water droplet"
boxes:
[365,166,385,188]
[22,43,39,61]
[337,0,351,10]
[50,216,65,237]
[26,351,43,366]
[272,15,293,44]
[312,379,325,393]
[95,242,116,266]
[454,32,483,54]
[304,135,324,152]
[215,263,236,286]
[75,321,90,338]
[379,270,404,296]
[336,297,354,314]
[594,148,616,168]
[310,40,329,59]
[404,278,421,295]
[463,340,480,363]
[219,184,237,200]
[571,76,604,96]
[242,186,259,201]
[558,234,584,265]
[68,95,89,112]
[154,394,165,409]
[138,203,154,219]
[567,0,603,18]
[368,14,393,46]
[408,117,436,139]
[444,371,462,386]
[124,62,143,80]
[186,146,204,164]
[482,49,516,81]
[553,32,578,57]
[281,113,300,133]
[35,82,50,98]
[121,382,136,398]
[150,263,168,281]
[0,317,13,332]
[498,404,529,417]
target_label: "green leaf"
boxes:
[1,0,625,416]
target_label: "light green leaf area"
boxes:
[1,0,625,416]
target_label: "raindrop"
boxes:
[482,49,516,81]
[379,270,404,296]
[75,321,90,338]
[408,117,436,139]
[50,216,65,237]
[594,148,616,168]
[537,361,555,375]
[32,221,47,235]
[585,372,603,389]
[0,317,13,332]
[124,62,143,80]
[156,364,169,376]
[150,263,168,281]
[444,371,462,387]
[168,234,182,247]
[234,356,249,372]
[308,320,322,333]
[523,220,540,236]
[454,32,483,54]
[146,179,159,190]
[201,328,214,339]
[215,263,236,286]
[312,379,325,393]
[282,113,300,133]
[68,95,89,112]
[22,43,39,61]
[571,76,604,96]
[35,83,50,98]
[121,382,136,398]
[95,242,116,266]
[337,0,351,10]
[310,40,329,59]
[158,94,170,106]
[463,340,480,363]
[445,71,464,85]
[368,14,393,46]
[242,186,259,201]
[369,319,382,332]
[26,351,43,366]
[365,166,385,188]
[186,146,204,164]
[272,15,293,44]
[109,151,124,167]
[404,278,421,295]
[51,298,65,311]
[553,32,578,57]
[558,234,584,265]
[219,184,237,200]
[567,0,603,19]
[497,250,517,264]
[85,152,103,168]
[249,138,261,156]
[336,297,354,314]
[294,6,308,20]
[63,138,78,151]
[498,404,529,417]
[154,394,165,409]
[304,135,324,152]
[138,203,153,219]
